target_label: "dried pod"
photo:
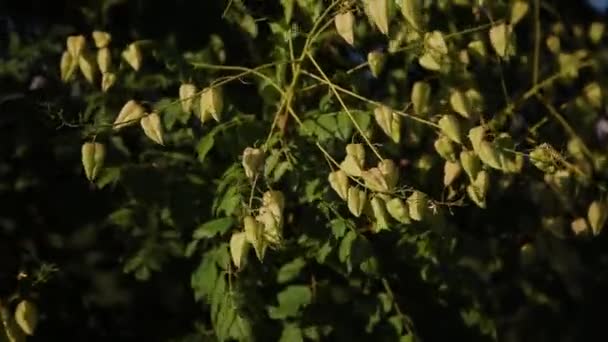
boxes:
[589,22,605,44]
[379,159,398,190]
[438,114,463,144]
[468,40,487,58]
[200,87,223,123]
[78,52,97,84]
[510,0,529,26]
[374,105,400,143]
[341,144,365,177]
[346,144,365,167]
[60,50,78,82]
[179,83,197,113]
[244,216,266,261]
[335,11,355,46]
[443,160,462,187]
[347,187,367,217]
[588,201,607,236]
[468,125,485,153]
[460,150,481,181]
[15,300,38,336]
[424,31,448,55]
[140,112,164,145]
[571,217,589,236]
[92,31,111,48]
[67,35,86,58]
[329,170,350,200]
[242,147,265,179]
[368,51,386,78]
[230,232,249,269]
[362,167,389,193]
[418,51,441,71]
[97,47,111,73]
[434,136,457,162]
[400,0,422,31]
[411,81,431,116]
[365,0,389,35]
[371,196,390,231]
[529,143,557,174]
[489,23,513,58]
[583,82,602,109]
[114,100,145,130]
[386,197,411,224]
[407,191,427,221]
[478,141,502,170]
[101,72,116,92]
[81,142,106,182]
[122,42,142,71]
[262,190,285,224]
[257,209,282,246]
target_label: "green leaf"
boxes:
[336,111,353,140]
[280,323,303,342]
[268,285,312,319]
[193,217,235,239]
[280,0,294,23]
[339,230,357,268]
[196,133,215,163]
[331,218,349,238]
[277,257,306,283]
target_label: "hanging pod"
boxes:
[60,50,78,82]
[67,35,86,59]
[81,142,106,182]
[460,150,481,181]
[407,191,428,222]
[242,147,265,179]
[368,51,386,78]
[78,52,97,84]
[244,215,266,261]
[347,187,367,217]
[443,160,462,187]
[588,201,607,236]
[411,81,431,116]
[97,47,111,73]
[329,170,350,200]
[371,196,390,232]
[374,105,401,143]
[114,100,145,130]
[230,232,249,269]
[438,114,463,144]
[386,197,411,224]
[101,72,116,92]
[199,87,223,123]
[122,42,142,71]
[140,112,164,145]
[335,11,355,46]
[14,300,38,336]
[92,31,111,48]
[434,135,457,162]
[179,83,197,113]
[365,0,389,35]
[341,144,365,177]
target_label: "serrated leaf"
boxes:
[268,285,312,319]
[277,258,306,283]
[193,217,234,239]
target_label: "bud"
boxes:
[374,105,400,143]
[60,50,78,82]
[122,42,142,71]
[368,51,386,78]
[92,31,111,48]
[242,147,265,179]
[97,47,111,73]
[378,159,398,190]
[329,170,350,200]
[371,196,390,231]
[489,23,513,58]
[200,87,223,123]
[179,83,197,113]
[230,232,249,269]
[411,81,431,116]
[407,191,427,221]
[140,112,164,145]
[67,35,86,59]
[78,52,97,84]
[510,0,529,26]
[460,150,481,181]
[347,187,367,217]
[438,114,463,144]
[244,216,266,261]
[114,100,145,130]
[81,142,106,181]
[434,136,457,162]
[478,141,502,170]
[386,197,410,224]
[14,300,38,336]
[101,72,116,92]
[443,160,462,187]
[335,11,355,46]
[365,0,389,35]
[588,201,607,236]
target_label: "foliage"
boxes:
[2,0,608,341]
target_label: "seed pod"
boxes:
[424,31,448,55]
[529,143,557,174]
[81,142,106,182]
[97,47,111,73]
[400,0,422,31]
[78,52,97,84]
[374,105,400,143]
[418,51,441,71]
[101,72,116,92]
[443,160,462,187]
[362,167,389,193]
[371,196,390,231]
[510,0,529,26]
[386,197,411,224]
[468,125,485,153]
[262,190,285,224]
[199,87,223,123]
[583,82,602,109]
[468,40,487,58]
[60,50,78,82]
[92,31,111,48]
[588,201,607,236]
[467,173,489,209]
[179,83,197,113]
[434,136,457,162]
[379,159,398,190]
[407,191,427,221]
[67,35,86,59]
[242,147,265,179]
[244,216,266,261]
[368,51,386,78]
[489,23,513,58]
[346,144,365,167]
[478,141,502,170]
[449,90,470,118]
[14,300,38,336]
[257,209,282,245]
[438,114,463,144]
[140,112,164,145]
[365,0,389,35]
[230,232,249,269]
[347,187,367,217]
[122,42,142,71]
[335,11,355,46]
[460,150,481,181]
[329,170,350,200]
[411,81,431,116]
[546,35,560,53]
[341,144,365,177]
[571,217,589,236]
[589,22,605,44]
[114,100,145,130]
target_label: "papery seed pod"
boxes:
[78,52,97,84]
[460,150,481,181]
[122,43,142,71]
[262,190,285,223]
[473,170,490,195]
[341,155,363,178]
[370,196,390,231]
[450,90,471,119]
[200,87,223,123]
[400,0,422,31]
[101,72,116,92]
[443,160,462,187]
[418,51,442,71]
[97,47,111,73]
[468,126,485,153]
[374,105,400,143]
[67,35,86,58]
[92,31,111,48]
[412,81,431,116]
[179,83,197,113]
[438,114,463,144]
[14,300,38,336]
[335,11,355,46]
[379,159,398,190]
[362,167,389,193]
[583,82,602,109]
[407,191,427,221]
[244,216,266,261]
[365,0,389,35]
[257,209,282,245]
[546,35,560,54]
[242,147,265,179]
[368,51,386,78]
[489,23,513,58]
[467,185,485,208]
[347,187,367,217]
[346,144,365,167]
[588,201,607,236]
[589,22,605,44]
[571,217,589,236]
[140,112,164,145]
[114,100,145,130]
[434,136,457,162]
[510,0,529,26]
[60,50,78,82]
[81,142,105,182]
[386,197,410,224]
[478,141,502,170]
[424,31,448,55]
[468,40,487,58]
[529,143,557,174]
[329,170,350,200]
[230,232,249,269]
